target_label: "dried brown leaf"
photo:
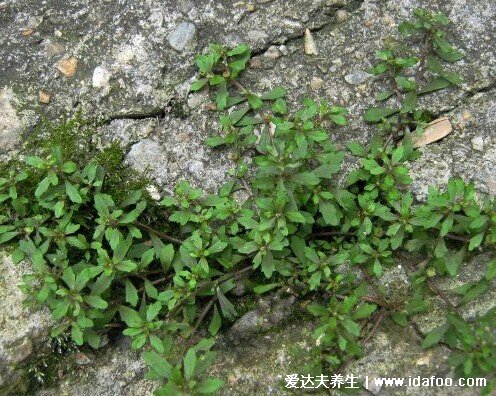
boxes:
[304,29,318,56]
[412,116,452,148]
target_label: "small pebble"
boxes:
[39,90,51,104]
[56,57,78,77]
[247,30,268,42]
[168,22,196,52]
[92,66,111,89]
[344,71,372,85]
[310,77,323,90]
[336,9,349,23]
[471,136,484,151]
[264,45,281,60]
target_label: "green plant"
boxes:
[422,309,496,381]
[1,8,494,396]
[143,338,223,395]
[365,8,464,144]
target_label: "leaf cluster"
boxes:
[0,9,494,395]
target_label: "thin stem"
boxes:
[308,230,356,239]
[167,265,253,319]
[240,177,254,198]
[230,79,247,94]
[192,295,217,334]
[362,309,387,344]
[360,267,389,307]
[404,260,461,315]
[134,221,183,245]
[446,233,470,243]
[415,32,431,82]
[150,274,172,286]
[363,296,403,309]
[426,278,461,314]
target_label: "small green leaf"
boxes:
[271,98,287,114]
[346,142,367,157]
[433,36,464,62]
[183,348,197,381]
[208,305,222,336]
[253,282,281,294]
[119,305,143,327]
[419,77,451,94]
[422,325,449,349]
[401,92,418,113]
[286,211,306,223]
[146,301,162,322]
[142,351,172,379]
[468,233,484,251]
[352,303,377,320]
[205,136,226,147]
[290,172,320,186]
[486,259,496,281]
[150,334,165,353]
[197,378,224,394]
[262,86,286,100]
[319,200,340,226]
[35,177,51,197]
[190,78,208,91]
[364,107,397,122]
[65,181,83,203]
[375,90,394,101]
[261,252,275,278]
[460,281,488,305]
[71,324,84,345]
[216,82,228,110]
[342,318,361,337]
[125,279,139,307]
[247,93,263,110]
[84,295,108,309]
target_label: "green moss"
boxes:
[21,112,149,202]
[23,111,95,161]
[24,335,78,394]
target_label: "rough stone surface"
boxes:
[0,253,52,394]
[229,293,296,340]
[0,88,23,153]
[0,0,495,394]
[345,322,470,396]
[409,90,496,200]
[413,253,496,335]
[36,338,155,396]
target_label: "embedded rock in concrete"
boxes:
[168,22,196,52]
[124,114,233,192]
[344,71,372,85]
[229,293,296,340]
[92,66,112,90]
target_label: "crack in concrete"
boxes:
[102,107,167,124]
[102,1,368,123]
[431,83,496,120]
[251,0,365,57]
